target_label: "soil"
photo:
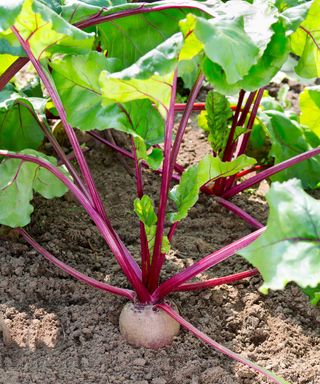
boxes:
[1,114,320,384]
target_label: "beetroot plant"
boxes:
[0,0,320,383]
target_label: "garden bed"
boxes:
[1,115,319,384]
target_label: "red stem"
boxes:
[174,268,258,292]
[235,164,269,179]
[158,304,288,384]
[0,150,150,303]
[174,103,205,112]
[152,227,265,302]
[19,228,134,300]
[131,137,150,285]
[0,57,29,91]
[223,146,320,199]
[215,197,264,229]
[147,70,178,292]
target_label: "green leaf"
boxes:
[263,110,320,189]
[303,284,320,305]
[51,52,165,145]
[134,194,170,256]
[195,16,260,84]
[280,1,311,34]
[290,0,320,78]
[198,91,232,157]
[134,195,157,227]
[0,0,24,32]
[239,179,320,294]
[169,154,256,222]
[0,90,44,151]
[299,86,320,136]
[134,137,163,171]
[0,54,20,75]
[0,0,94,58]
[0,149,68,227]
[99,33,183,117]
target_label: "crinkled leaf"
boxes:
[0,149,68,227]
[169,154,256,222]
[263,110,320,189]
[134,137,163,171]
[100,33,183,117]
[0,90,44,151]
[239,179,320,294]
[0,0,94,58]
[0,0,24,32]
[51,52,165,145]
[198,91,232,157]
[134,194,170,256]
[300,86,320,136]
[290,0,320,78]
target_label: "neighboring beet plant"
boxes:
[0,0,320,383]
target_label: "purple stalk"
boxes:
[0,150,150,303]
[174,268,258,292]
[75,3,216,29]
[16,100,90,199]
[19,228,134,301]
[223,146,320,199]
[222,90,246,162]
[158,303,288,384]
[11,28,144,294]
[88,131,181,182]
[0,57,29,91]
[131,137,150,285]
[151,227,265,302]
[147,70,178,292]
[11,27,108,224]
[215,197,264,229]
[147,73,205,291]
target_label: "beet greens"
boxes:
[0,0,319,383]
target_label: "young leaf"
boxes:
[0,90,44,151]
[0,149,69,227]
[169,154,256,223]
[299,86,320,136]
[134,137,163,171]
[239,179,320,294]
[198,91,232,157]
[134,195,170,256]
[303,284,320,305]
[262,110,320,189]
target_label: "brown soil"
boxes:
[1,115,320,384]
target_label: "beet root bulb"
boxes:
[119,302,180,350]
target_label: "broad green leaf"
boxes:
[198,91,232,157]
[100,33,183,117]
[0,0,24,32]
[280,2,311,34]
[51,52,165,145]
[290,0,320,78]
[195,16,260,84]
[300,86,320,136]
[0,0,94,58]
[303,284,320,305]
[134,194,170,256]
[134,137,163,171]
[0,149,68,227]
[97,1,215,70]
[263,110,320,189]
[239,179,320,293]
[0,90,44,151]
[169,154,256,222]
